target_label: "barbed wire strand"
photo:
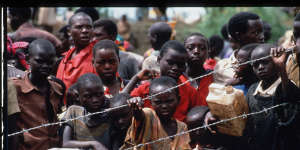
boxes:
[7,48,293,137]
[124,103,288,150]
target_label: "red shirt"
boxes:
[130,75,200,122]
[181,73,213,106]
[56,41,98,104]
[103,73,125,98]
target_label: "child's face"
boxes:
[93,27,112,41]
[79,81,106,113]
[150,85,179,120]
[93,48,119,81]
[235,49,251,78]
[110,106,132,131]
[184,36,208,66]
[251,48,276,81]
[240,19,264,45]
[28,48,56,77]
[186,114,206,143]
[158,48,188,80]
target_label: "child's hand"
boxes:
[137,69,159,81]
[204,111,218,134]
[127,97,143,111]
[271,47,287,71]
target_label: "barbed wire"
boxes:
[124,102,289,150]
[7,48,294,137]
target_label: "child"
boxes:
[62,73,110,150]
[121,76,191,150]
[125,40,200,122]
[92,19,143,81]
[204,35,224,70]
[107,93,133,150]
[244,43,300,150]
[10,39,64,150]
[214,12,264,85]
[227,43,259,95]
[92,39,125,98]
[183,33,214,106]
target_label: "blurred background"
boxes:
[6,7,299,55]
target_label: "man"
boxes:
[56,12,97,105]
[8,7,62,54]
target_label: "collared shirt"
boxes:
[12,22,62,49]
[56,41,98,104]
[10,72,63,150]
[286,52,299,87]
[130,75,199,122]
[181,72,213,106]
[213,50,238,84]
[253,78,281,97]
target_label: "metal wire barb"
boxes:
[7,48,294,137]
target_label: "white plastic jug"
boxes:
[206,83,249,136]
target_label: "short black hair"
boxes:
[186,106,209,122]
[183,32,209,46]
[28,39,56,56]
[110,93,131,108]
[76,73,103,90]
[221,23,229,40]
[149,22,172,40]
[159,40,187,58]
[75,7,99,22]
[69,12,92,26]
[93,19,118,38]
[149,76,179,97]
[209,35,224,56]
[263,21,272,42]
[251,43,275,60]
[93,39,119,58]
[8,7,32,22]
[228,12,260,41]
[238,43,260,60]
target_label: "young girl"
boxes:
[121,76,191,150]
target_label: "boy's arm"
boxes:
[62,125,108,150]
[271,47,300,100]
[127,97,145,122]
[122,69,158,94]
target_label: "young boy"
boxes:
[92,19,143,81]
[183,33,213,106]
[227,43,259,95]
[245,43,300,150]
[66,83,80,107]
[92,39,126,98]
[214,12,264,85]
[121,76,191,150]
[107,93,133,150]
[62,73,109,150]
[10,39,64,150]
[142,22,172,73]
[125,40,200,122]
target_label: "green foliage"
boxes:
[184,7,293,44]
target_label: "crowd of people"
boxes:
[6,7,300,150]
